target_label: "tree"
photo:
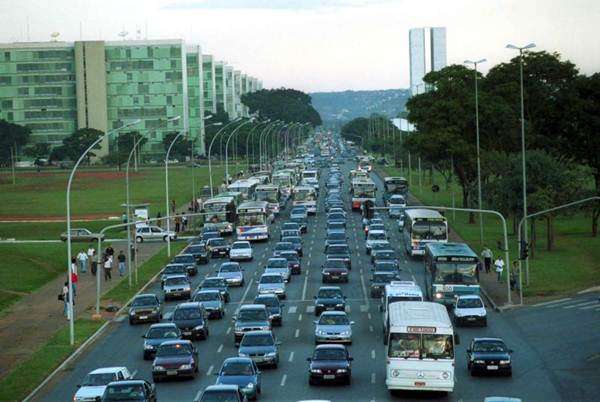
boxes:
[102,131,147,170]
[0,120,31,166]
[24,143,51,162]
[163,132,192,162]
[241,88,322,127]
[56,128,105,164]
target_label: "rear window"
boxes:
[327,245,349,254]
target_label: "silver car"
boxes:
[191,290,225,319]
[365,230,388,254]
[217,262,245,287]
[314,311,354,344]
[257,273,286,299]
[265,258,291,283]
[162,274,191,301]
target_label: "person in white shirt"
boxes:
[77,250,88,273]
[494,257,505,282]
[87,246,95,273]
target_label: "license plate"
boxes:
[331,276,339,280]
[467,317,476,321]
[167,370,178,376]
[414,381,426,387]
[172,292,180,296]
[487,365,499,370]
[323,374,335,380]
[139,315,148,320]
[183,331,191,336]
[326,306,334,310]
[253,357,264,362]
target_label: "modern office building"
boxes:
[409,27,447,96]
[0,39,261,158]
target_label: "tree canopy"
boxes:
[0,119,31,165]
[241,88,322,127]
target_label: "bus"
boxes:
[272,171,294,199]
[301,169,319,186]
[384,177,409,201]
[255,184,281,215]
[236,201,270,241]
[292,185,317,215]
[350,179,376,210]
[386,301,456,394]
[424,242,480,306]
[403,209,448,257]
[381,281,424,344]
[202,197,236,235]
[214,191,243,208]
[227,178,260,200]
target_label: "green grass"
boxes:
[0,318,104,402]
[0,220,126,240]
[379,164,600,297]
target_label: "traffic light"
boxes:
[520,240,529,260]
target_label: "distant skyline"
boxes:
[1,0,599,92]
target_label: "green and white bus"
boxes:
[403,209,448,257]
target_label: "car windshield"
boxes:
[290,216,305,224]
[283,224,299,230]
[324,260,346,269]
[220,264,240,273]
[81,372,116,386]
[238,309,267,321]
[164,265,186,274]
[221,361,254,376]
[209,238,227,246]
[374,251,395,259]
[241,334,274,346]
[203,279,226,287]
[232,242,250,250]
[174,308,203,320]
[388,333,454,359]
[435,263,479,285]
[200,390,240,402]
[276,243,293,250]
[174,255,194,263]
[283,236,301,245]
[156,343,191,357]
[319,315,348,325]
[194,292,219,302]
[457,298,483,308]
[281,253,298,261]
[165,277,188,286]
[255,297,278,307]
[103,384,146,401]
[314,349,347,361]
[132,296,156,307]
[373,272,396,282]
[267,259,287,268]
[147,327,179,339]
[187,246,206,253]
[328,232,345,240]
[260,275,283,284]
[326,245,349,254]
[318,289,343,298]
[473,340,507,353]
[375,262,397,272]
[371,242,391,250]
[368,232,387,241]
[328,222,344,230]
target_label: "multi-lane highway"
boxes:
[35,160,598,402]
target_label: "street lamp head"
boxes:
[204,114,214,120]
[523,43,536,50]
[211,122,223,127]
[507,43,535,51]
[168,116,181,122]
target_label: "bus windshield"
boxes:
[238,213,266,226]
[295,190,315,202]
[388,333,454,360]
[412,221,447,241]
[434,263,478,285]
[256,190,279,203]
[273,176,291,187]
[204,202,227,213]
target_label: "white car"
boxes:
[73,367,132,401]
[229,241,253,261]
[135,225,177,243]
[365,230,388,254]
[453,294,487,326]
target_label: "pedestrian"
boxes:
[103,255,113,281]
[71,267,78,299]
[77,249,88,273]
[156,211,162,228]
[494,257,505,282]
[174,214,181,233]
[117,250,126,276]
[105,245,114,257]
[182,215,188,232]
[61,281,70,319]
[481,246,493,273]
[91,255,98,276]
[194,199,200,213]
[87,244,95,272]
[510,261,520,291]
[171,199,176,214]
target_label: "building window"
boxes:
[133,97,139,105]
[144,96,150,104]
[127,73,133,81]
[126,49,131,58]
[4,52,10,61]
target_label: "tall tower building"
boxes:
[409,27,447,96]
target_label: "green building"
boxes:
[202,55,217,115]
[214,61,226,115]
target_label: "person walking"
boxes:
[105,245,114,258]
[494,257,505,282]
[61,281,70,319]
[117,250,126,276]
[510,261,520,291]
[87,244,95,273]
[71,267,78,298]
[156,211,162,228]
[174,214,181,233]
[182,214,188,232]
[103,254,113,281]
[77,249,88,273]
[171,199,176,214]
[481,247,493,274]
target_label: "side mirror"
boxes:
[350,321,355,325]
[349,357,354,361]
[508,349,514,353]
[455,334,460,345]
[306,357,312,362]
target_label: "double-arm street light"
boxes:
[207,118,243,197]
[507,42,536,284]
[225,118,255,184]
[259,121,282,170]
[65,119,141,345]
[465,58,487,246]
[164,123,186,257]
[246,120,270,173]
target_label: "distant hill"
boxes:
[310,89,410,124]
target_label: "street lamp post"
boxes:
[190,115,214,207]
[246,120,269,173]
[225,119,254,184]
[507,42,536,284]
[207,118,242,197]
[66,119,140,345]
[259,121,281,170]
[165,129,187,257]
[465,58,487,246]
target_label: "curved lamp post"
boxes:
[225,118,254,184]
[246,120,270,173]
[207,118,243,197]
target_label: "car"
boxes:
[467,338,513,376]
[327,212,346,223]
[453,295,487,327]
[233,304,272,346]
[217,262,245,287]
[184,244,209,264]
[152,340,199,382]
[321,259,349,283]
[265,257,291,282]
[326,221,345,234]
[200,277,230,302]
[73,367,132,402]
[206,237,231,258]
[238,330,281,368]
[60,228,104,242]
[254,294,284,326]
[397,216,406,231]
[371,249,397,265]
[281,222,301,234]
[129,294,162,325]
[162,274,191,301]
[372,260,401,275]
[366,223,386,235]
[387,194,406,207]
[307,344,353,386]
[389,204,404,219]
[324,232,346,249]
[216,357,262,400]
[191,289,225,319]
[135,225,177,243]
[281,235,303,256]
[365,230,388,254]
[314,311,354,344]
[369,271,400,298]
[280,229,300,240]
[324,244,351,269]
[171,302,209,340]
[257,273,286,299]
[198,384,248,402]
[172,253,198,276]
[289,215,308,233]
[199,230,221,245]
[160,263,188,286]
[280,250,301,274]
[273,241,295,257]
[142,323,182,360]
[229,241,253,261]
[314,286,346,316]
[290,206,308,220]
[369,241,392,255]
[100,380,156,402]
[327,208,346,217]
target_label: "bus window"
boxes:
[388,333,421,358]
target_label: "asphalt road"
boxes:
[35,161,600,402]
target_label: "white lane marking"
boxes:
[301,274,309,300]
[411,274,417,282]
[217,344,223,353]
[236,278,254,313]
[367,312,372,320]
[345,305,351,313]
[280,374,288,386]
[306,306,315,313]
[369,325,374,332]
[360,273,370,308]
[131,370,138,377]
[294,329,300,338]
[371,373,376,384]
[226,327,231,335]
[298,313,303,321]
[206,365,214,376]
[564,301,598,309]
[194,389,202,402]
[288,351,295,362]
[288,306,297,314]
[360,305,368,313]
[116,316,126,322]
[371,349,376,359]
[533,297,572,307]
[581,303,600,310]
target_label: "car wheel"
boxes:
[153,376,160,383]
[309,378,316,386]
[345,376,351,385]
[506,369,512,377]
[136,236,143,243]
[129,318,135,325]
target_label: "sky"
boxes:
[0,0,599,92]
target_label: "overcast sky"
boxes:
[1,0,599,92]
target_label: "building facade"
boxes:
[409,27,446,96]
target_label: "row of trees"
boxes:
[342,51,600,247]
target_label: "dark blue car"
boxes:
[215,357,261,400]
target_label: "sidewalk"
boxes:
[0,240,162,380]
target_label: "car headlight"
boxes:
[244,382,255,390]
[180,364,192,370]
[336,303,344,307]
[435,292,443,299]
[340,331,350,336]
[260,326,271,331]
[310,369,322,374]
[499,360,511,365]
[316,330,327,336]
[194,325,205,330]
[129,310,136,316]
[266,352,277,357]
[390,369,400,377]
[454,310,463,317]
[336,368,347,373]
[239,352,248,357]
[144,343,154,350]
[316,303,324,307]
[474,360,485,364]
[154,365,165,371]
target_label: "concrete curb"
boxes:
[479,285,501,312]
[23,245,172,402]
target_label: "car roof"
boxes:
[160,339,193,346]
[165,274,188,280]
[204,384,240,392]
[89,366,128,374]
[319,310,347,316]
[176,253,194,257]
[197,289,220,294]
[134,293,156,299]
[149,323,178,329]
[255,294,278,300]
[268,257,287,262]
[319,286,342,290]
[175,302,203,309]
[473,337,505,343]
[243,330,272,336]
[457,294,483,300]
[222,356,253,364]
[239,304,267,310]
[106,380,147,386]
[232,241,250,245]
[314,344,346,351]
[368,230,386,235]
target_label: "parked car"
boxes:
[229,241,253,261]
[232,304,272,346]
[467,338,513,376]
[73,367,132,402]
[135,225,176,243]
[453,295,487,327]
[60,228,104,242]
[314,311,354,344]
[129,294,162,325]
[100,380,156,402]
[152,340,199,382]
[307,344,352,386]
[238,330,281,368]
[142,323,181,360]
[216,357,262,400]
[191,289,225,319]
